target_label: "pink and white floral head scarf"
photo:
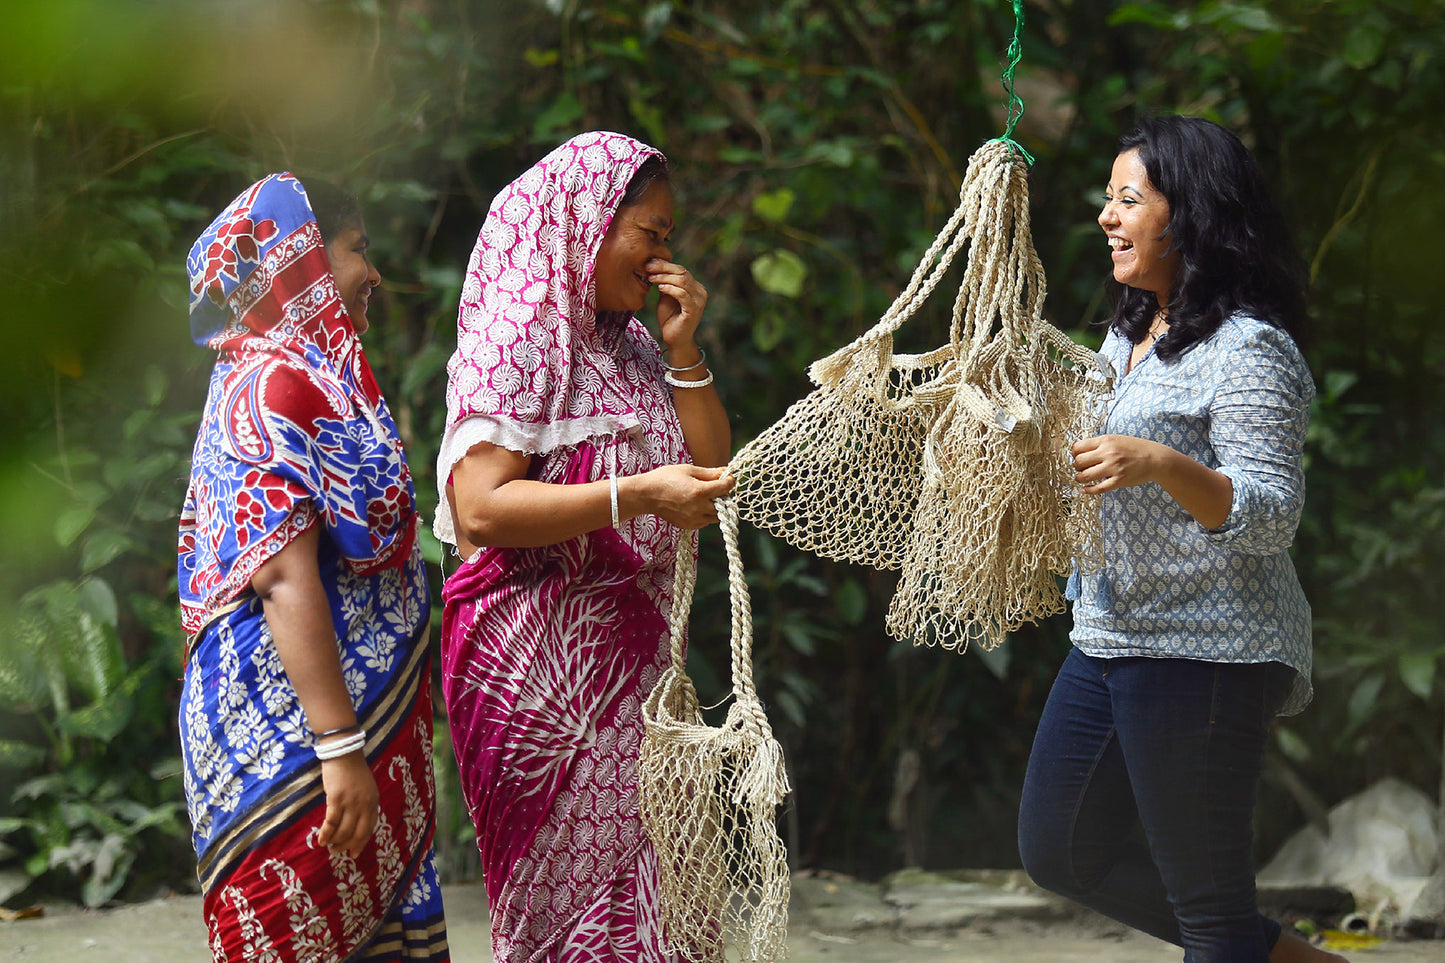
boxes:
[435,131,665,542]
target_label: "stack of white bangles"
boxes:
[315,730,367,760]
[662,347,713,389]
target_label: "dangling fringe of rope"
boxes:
[639,496,790,963]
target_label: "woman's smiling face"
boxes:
[593,179,674,314]
[325,219,380,335]
[1099,149,1180,303]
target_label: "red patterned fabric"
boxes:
[179,172,415,639]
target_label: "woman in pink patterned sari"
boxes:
[435,131,734,961]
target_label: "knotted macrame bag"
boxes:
[732,139,1112,651]
[639,496,790,963]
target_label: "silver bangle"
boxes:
[661,347,706,372]
[609,472,619,528]
[315,730,367,761]
[665,370,714,389]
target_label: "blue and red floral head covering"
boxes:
[179,173,417,638]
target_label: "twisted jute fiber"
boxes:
[639,495,790,963]
[730,139,1112,651]
[886,141,1112,651]
[727,145,988,571]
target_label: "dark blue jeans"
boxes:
[1018,649,1295,962]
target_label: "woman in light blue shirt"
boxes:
[1018,116,1345,963]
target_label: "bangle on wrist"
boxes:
[661,346,706,372]
[609,471,620,528]
[315,724,360,739]
[665,370,714,389]
[315,730,367,761]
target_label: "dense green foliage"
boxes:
[1,0,1442,903]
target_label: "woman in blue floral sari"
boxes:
[178,173,447,962]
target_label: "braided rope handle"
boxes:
[807,152,986,394]
[665,527,699,672]
[663,499,768,718]
[716,496,763,709]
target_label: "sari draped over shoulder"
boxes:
[437,132,689,962]
[178,173,447,962]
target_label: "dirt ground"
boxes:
[0,881,1438,962]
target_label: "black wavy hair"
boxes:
[619,155,670,209]
[1108,116,1308,360]
[296,176,363,243]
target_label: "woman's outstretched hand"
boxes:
[632,464,735,529]
[1072,433,1234,530]
[1071,434,1168,493]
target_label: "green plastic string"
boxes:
[993,0,1034,166]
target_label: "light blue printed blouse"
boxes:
[1068,313,1316,715]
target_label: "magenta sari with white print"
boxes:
[436,132,689,962]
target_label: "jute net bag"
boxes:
[727,144,1001,571]
[884,142,1112,651]
[731,139,1112,650]
[639,496,790,963]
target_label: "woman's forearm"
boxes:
[662,345,730,467]
[451,476,621,548]
[671,385,731,467]
[1154,447,1234,530]
[449,442,733,550]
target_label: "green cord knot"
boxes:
[997,0,1033,166]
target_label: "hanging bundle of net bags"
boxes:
[639,496,790,963]
[731,138,1113,651]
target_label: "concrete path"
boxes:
[1,872,1437,962]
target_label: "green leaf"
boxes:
[627,93,667,149]
[750,249,807,298]
[835,579,867,625]
[1343,22,1385,70]
[531,92,583,141]
[974,641,1011,679]
[717,145,763,165]
[1346,672,1384,732]
[0,869,30,905]
[773,689,805,728]
[751,188,795,224]
[77,578,119,628]
[142,365,167,407]
[0,740,48,770]
[81,836,133,908]
[780,620,818,656]
[418,525,444,567]
[753,531,779,572]
[523,47,559,68]
[1273,726,1311,763]
[1107,2,1187,30]
[81,531,134,574]
[803,141,855,167]
[751,309,786,353]
[1322,369,1358,401]
[58,694,133,742]
[1398,652,1435,700]
[55,505,96,548]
